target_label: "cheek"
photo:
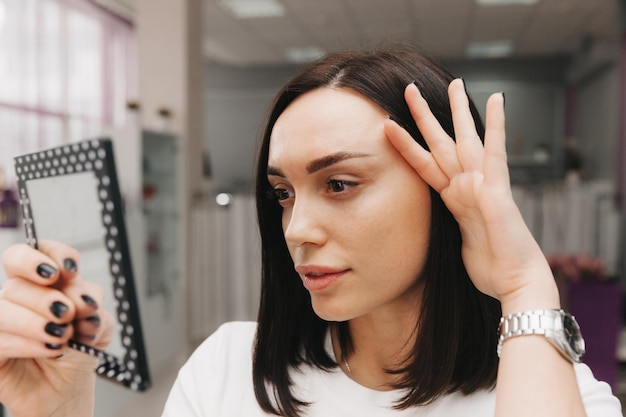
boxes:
[372,208,430,259]
[397,194,431,257]
[354,184,431,272]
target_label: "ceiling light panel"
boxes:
[285,46,326,63]
[219,0,285,19]
[466,40,514,58]
[476,0,539,5]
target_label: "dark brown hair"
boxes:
[253,43,501,416]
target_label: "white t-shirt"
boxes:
[162,321,622,417]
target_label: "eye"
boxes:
[326,179,356,193]
[273,187,294,202]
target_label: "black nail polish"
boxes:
[45,343,63,350]
[501,91,506,108]
[50,301,69,319]
[411,80,422,96]
[77,333,96,341]
[63,258,77,272]
[85,315,101,327]
[45,322,67,338]
[461,77,469,95]
[81,294,99,309]
[36,263,57,279]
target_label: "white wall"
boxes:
[204,62,302,190]
[467,80,564,160]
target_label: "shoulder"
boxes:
[186,321,258,374]
[196,321,258,354]
[162,321,262,416]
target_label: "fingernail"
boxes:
[81,294,99,309]
[501,91,506,108]
[63,258,77,272]
[460,77,468,95]
[50,301,69,319]
[45,343,63,350]
[85,315,101,327]
[45,322,68,338]
[77,333,96,341]
[410,81,422,96]
[36,263,57,279]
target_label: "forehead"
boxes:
[268,88,388,165]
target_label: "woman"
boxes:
[0,44,621,416]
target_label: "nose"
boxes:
[283,197,326,248]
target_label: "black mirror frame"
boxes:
[13,138,151,391]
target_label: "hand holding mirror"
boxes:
[13,138,150,391]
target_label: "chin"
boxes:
[310,297,354,322]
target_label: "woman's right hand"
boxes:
[0,241,114,417]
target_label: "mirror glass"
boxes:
[13,138,150,391]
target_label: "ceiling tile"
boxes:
[201,0,620,66]
[470,4,534,42]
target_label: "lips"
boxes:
[295,265,349,292]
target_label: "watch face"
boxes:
[563,313,586,355]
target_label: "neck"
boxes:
[332,300,420,390]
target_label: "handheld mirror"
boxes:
[13,138,151,391]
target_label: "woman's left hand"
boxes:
[384,79,559,314]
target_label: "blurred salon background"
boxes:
[0,0,625,415]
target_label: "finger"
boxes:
[0,332,69,360]
[384,118,450,192]
[1,278,77,324]
[38,240,81,285]
[73,308,114,350]
[63,280,103,320]
[483,92,509,190]
[93,309,114,349]
[0,298,74,351]
[62,279,107,351]
[34,244,108,349]
[448,79,484,172]
[404,82,462,179]
[73,314,101,342]
[2,244,62,286]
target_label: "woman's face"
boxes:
[267,87,431,322]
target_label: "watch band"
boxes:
[497,309,584,363]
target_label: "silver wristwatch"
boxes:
[497,309,585,363]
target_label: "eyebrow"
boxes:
[267,151,372,177]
